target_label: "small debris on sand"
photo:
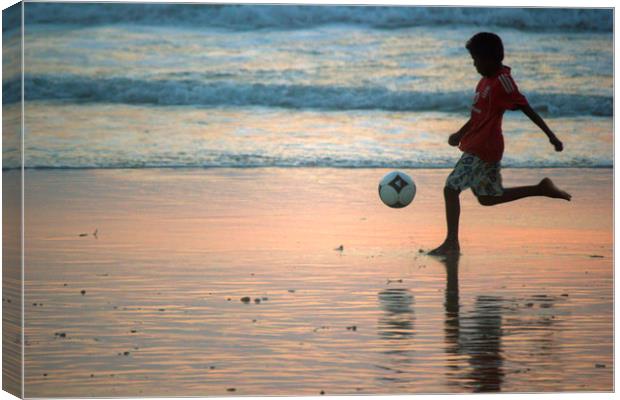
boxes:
[80,290,86,296]
[252,319,257,323]
[346,326,357,331]
[158,308,165,312]
[79,233,88,237]
[227,298,231,301]
[63,283,67,286]
[526,303,534,308]
[130,329,137,333]
[334,245,344,251]
[55,332,66,338]
[418,249,424,253]
[254,298,261,304]
[515,368,532,374]
[589,255,604,258]
[227,388,236,392]
[320,390,325,395]
[241,297,251,303]
[261,297,269,301]
[43,374,48,377]
[386,279,403,285]
[123,351,130,356]
[595,363,606,368]
[90,374,95,378]
[561,293,569,297]
[288,289,296,293]
[210,366,215,370]
[313,326,329,332]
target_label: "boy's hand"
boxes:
[549,136,563,152]
[448,133,461,146]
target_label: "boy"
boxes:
[429,32,571,256]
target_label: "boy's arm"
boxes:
[448,118,473,146]
[518,104,563,152]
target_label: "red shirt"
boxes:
[459,65,529,163]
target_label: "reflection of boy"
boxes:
[429,32,571,256]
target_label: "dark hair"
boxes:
[466,32,504,63]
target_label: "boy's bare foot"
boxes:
[428,240,460,256]
[539,177,572,201]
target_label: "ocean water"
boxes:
[2,4,614,169]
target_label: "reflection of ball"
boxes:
[378,171,416,208]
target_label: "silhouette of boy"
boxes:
[429,32,571,256]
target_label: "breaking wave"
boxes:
[5,75,612,117]
[13,4,613,33]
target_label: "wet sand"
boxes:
[12,167,612,396]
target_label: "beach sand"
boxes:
[12,167,612,396]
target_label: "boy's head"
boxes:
[466,32,504,77]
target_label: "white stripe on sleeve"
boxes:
[498,75,514,93]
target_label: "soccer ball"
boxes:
[378,171,416,208]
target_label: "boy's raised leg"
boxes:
[429,186,461,256]
[477,177,571,206]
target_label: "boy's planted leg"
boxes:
[429,186,461,256]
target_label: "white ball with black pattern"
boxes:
[378,171,416,208]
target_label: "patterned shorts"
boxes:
[445,152,504,197]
